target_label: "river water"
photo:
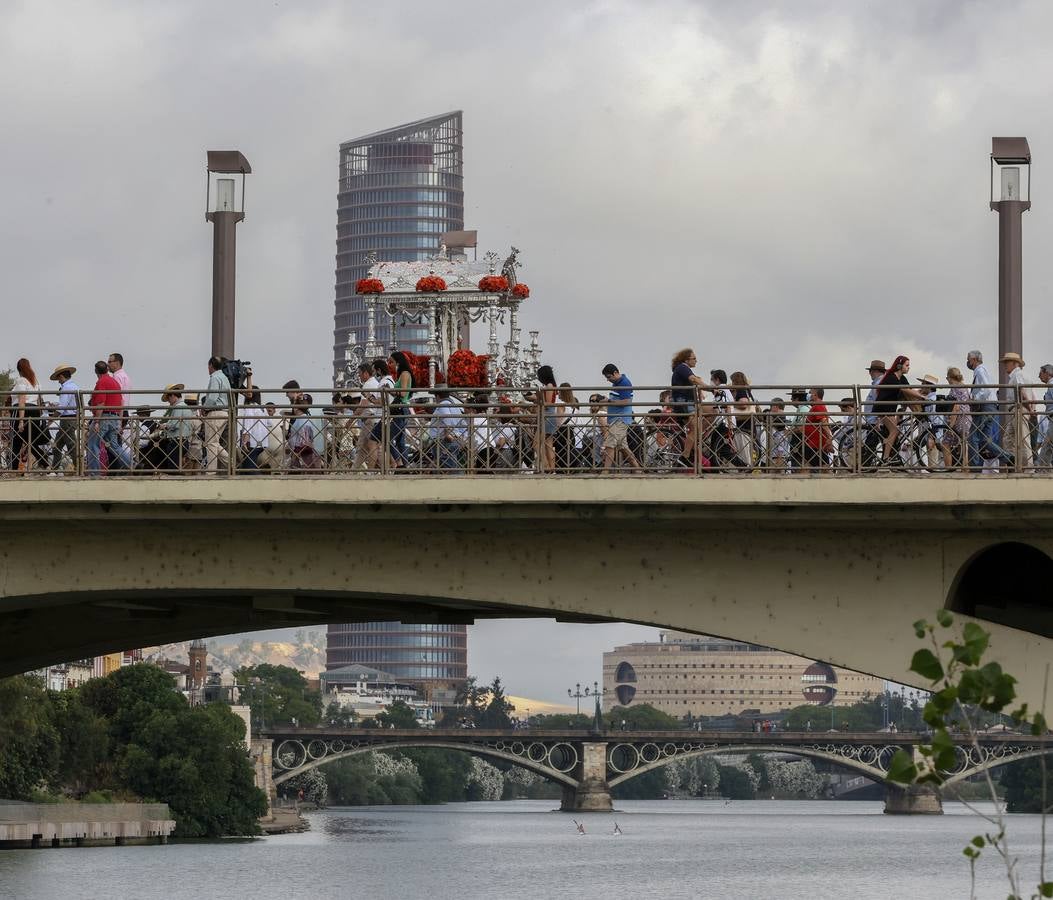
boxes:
[0,800,1046,899]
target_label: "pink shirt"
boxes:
[112,368,131,409]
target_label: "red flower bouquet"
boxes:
[512,282,530,299]
[477,275,508,293]
[356,278,385,294]
[446,350,489,387]
[399,349,442,388]
[415,275,447,292]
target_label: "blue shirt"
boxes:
[607,374,634,425]
[971,363,995,405]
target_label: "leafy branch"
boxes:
[885,610,1050,899]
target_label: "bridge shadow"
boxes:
[948,541,1053,638]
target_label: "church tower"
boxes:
[188,639,208,691]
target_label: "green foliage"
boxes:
[234,664,322,729]
[529,713,592,730]
[439,676,515,729]
[611,767,667,800]
[478,677,515,729]
[895,612,1051,900]
[0,676,60,799]
[1000,755,1053,814]
[0,668,266,837]
[605,704,681,731]
[716,764,755,799]
[369,700,419,730]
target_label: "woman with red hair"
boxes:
[9,358,48,471]
[875,355,928,465]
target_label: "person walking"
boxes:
[238,389,269,473]
[49,364,79,472]
[730,371,756,468]
[1037,364,1053,469]
[155,384,194,472]
[945,367,971,470]
[87,360,130,474]
[536,365,558,473]
[200,356,231,473]
[670,349,708,467]
[966,350,1012,470]
[802,387,834,471]
[861,360,887,468]
[1001,352,1035,471]
[388,351,414,468]
[8,358,48,471]
[601,364,640,470]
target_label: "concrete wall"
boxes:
[0,477,1050,710]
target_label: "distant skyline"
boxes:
[4,2,1053,698]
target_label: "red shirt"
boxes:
[804,403,830,449]
[90,373,123,414]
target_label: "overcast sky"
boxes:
[5,1,1053,703]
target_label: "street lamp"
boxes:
[568,683,586,715]
[205,150,251,360]
[990,137,1031,389]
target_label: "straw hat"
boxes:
[49,364,76,381]
[1000,351,1025,366]
[866,359,887,372]
[163,383,185,396]
[917,374,939,386]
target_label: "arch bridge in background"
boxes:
[262,728,1053,815]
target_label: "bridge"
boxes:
[1,476,1051,711]
[261,727,1053,815]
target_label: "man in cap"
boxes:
[861,359,886,469]
[49,364,79,472]
[1001,351,1035,471]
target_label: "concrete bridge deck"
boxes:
[1,476,1050,709]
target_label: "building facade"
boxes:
[333,111,465,380]
[602,632,883,719]
[325,622,467,708]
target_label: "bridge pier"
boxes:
[883,783,943,815]
[560,742,613,812]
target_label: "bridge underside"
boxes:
[1,478,1051,709]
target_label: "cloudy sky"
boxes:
[4,1,1053,702]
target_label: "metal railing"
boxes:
[1,383,1050,477]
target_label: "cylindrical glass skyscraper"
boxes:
[333,111,465,381]
[325,622,467,707]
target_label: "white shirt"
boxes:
[241,405,272,448]
[358,377,380,424]
[1008,367,1035,404]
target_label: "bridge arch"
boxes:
[606,742,890,789]
[271,739,579,790]
[941,746,1050,788]
[947,542,1053,638]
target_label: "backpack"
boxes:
[933,395,955,415]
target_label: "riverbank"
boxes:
[260,806,309,835]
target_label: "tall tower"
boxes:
[188,639,208,691]
[333,111,465,381]
[325,623,467,708]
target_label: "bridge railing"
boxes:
[2,383,1049,477]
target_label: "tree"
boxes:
[530,713,592,730]
[717,764,755,799]
[478,677,515,729]
[1000,755,1053,814]
[0,676,60,799]
[370,700,419,730]
[605,704,681,731]
[234,663,322,728]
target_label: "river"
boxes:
[0,800,1046,899]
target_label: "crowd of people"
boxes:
[2,346,1051,476]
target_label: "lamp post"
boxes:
[568,683,586,716]
[990,137,1031,390]
[205,150,251,360]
